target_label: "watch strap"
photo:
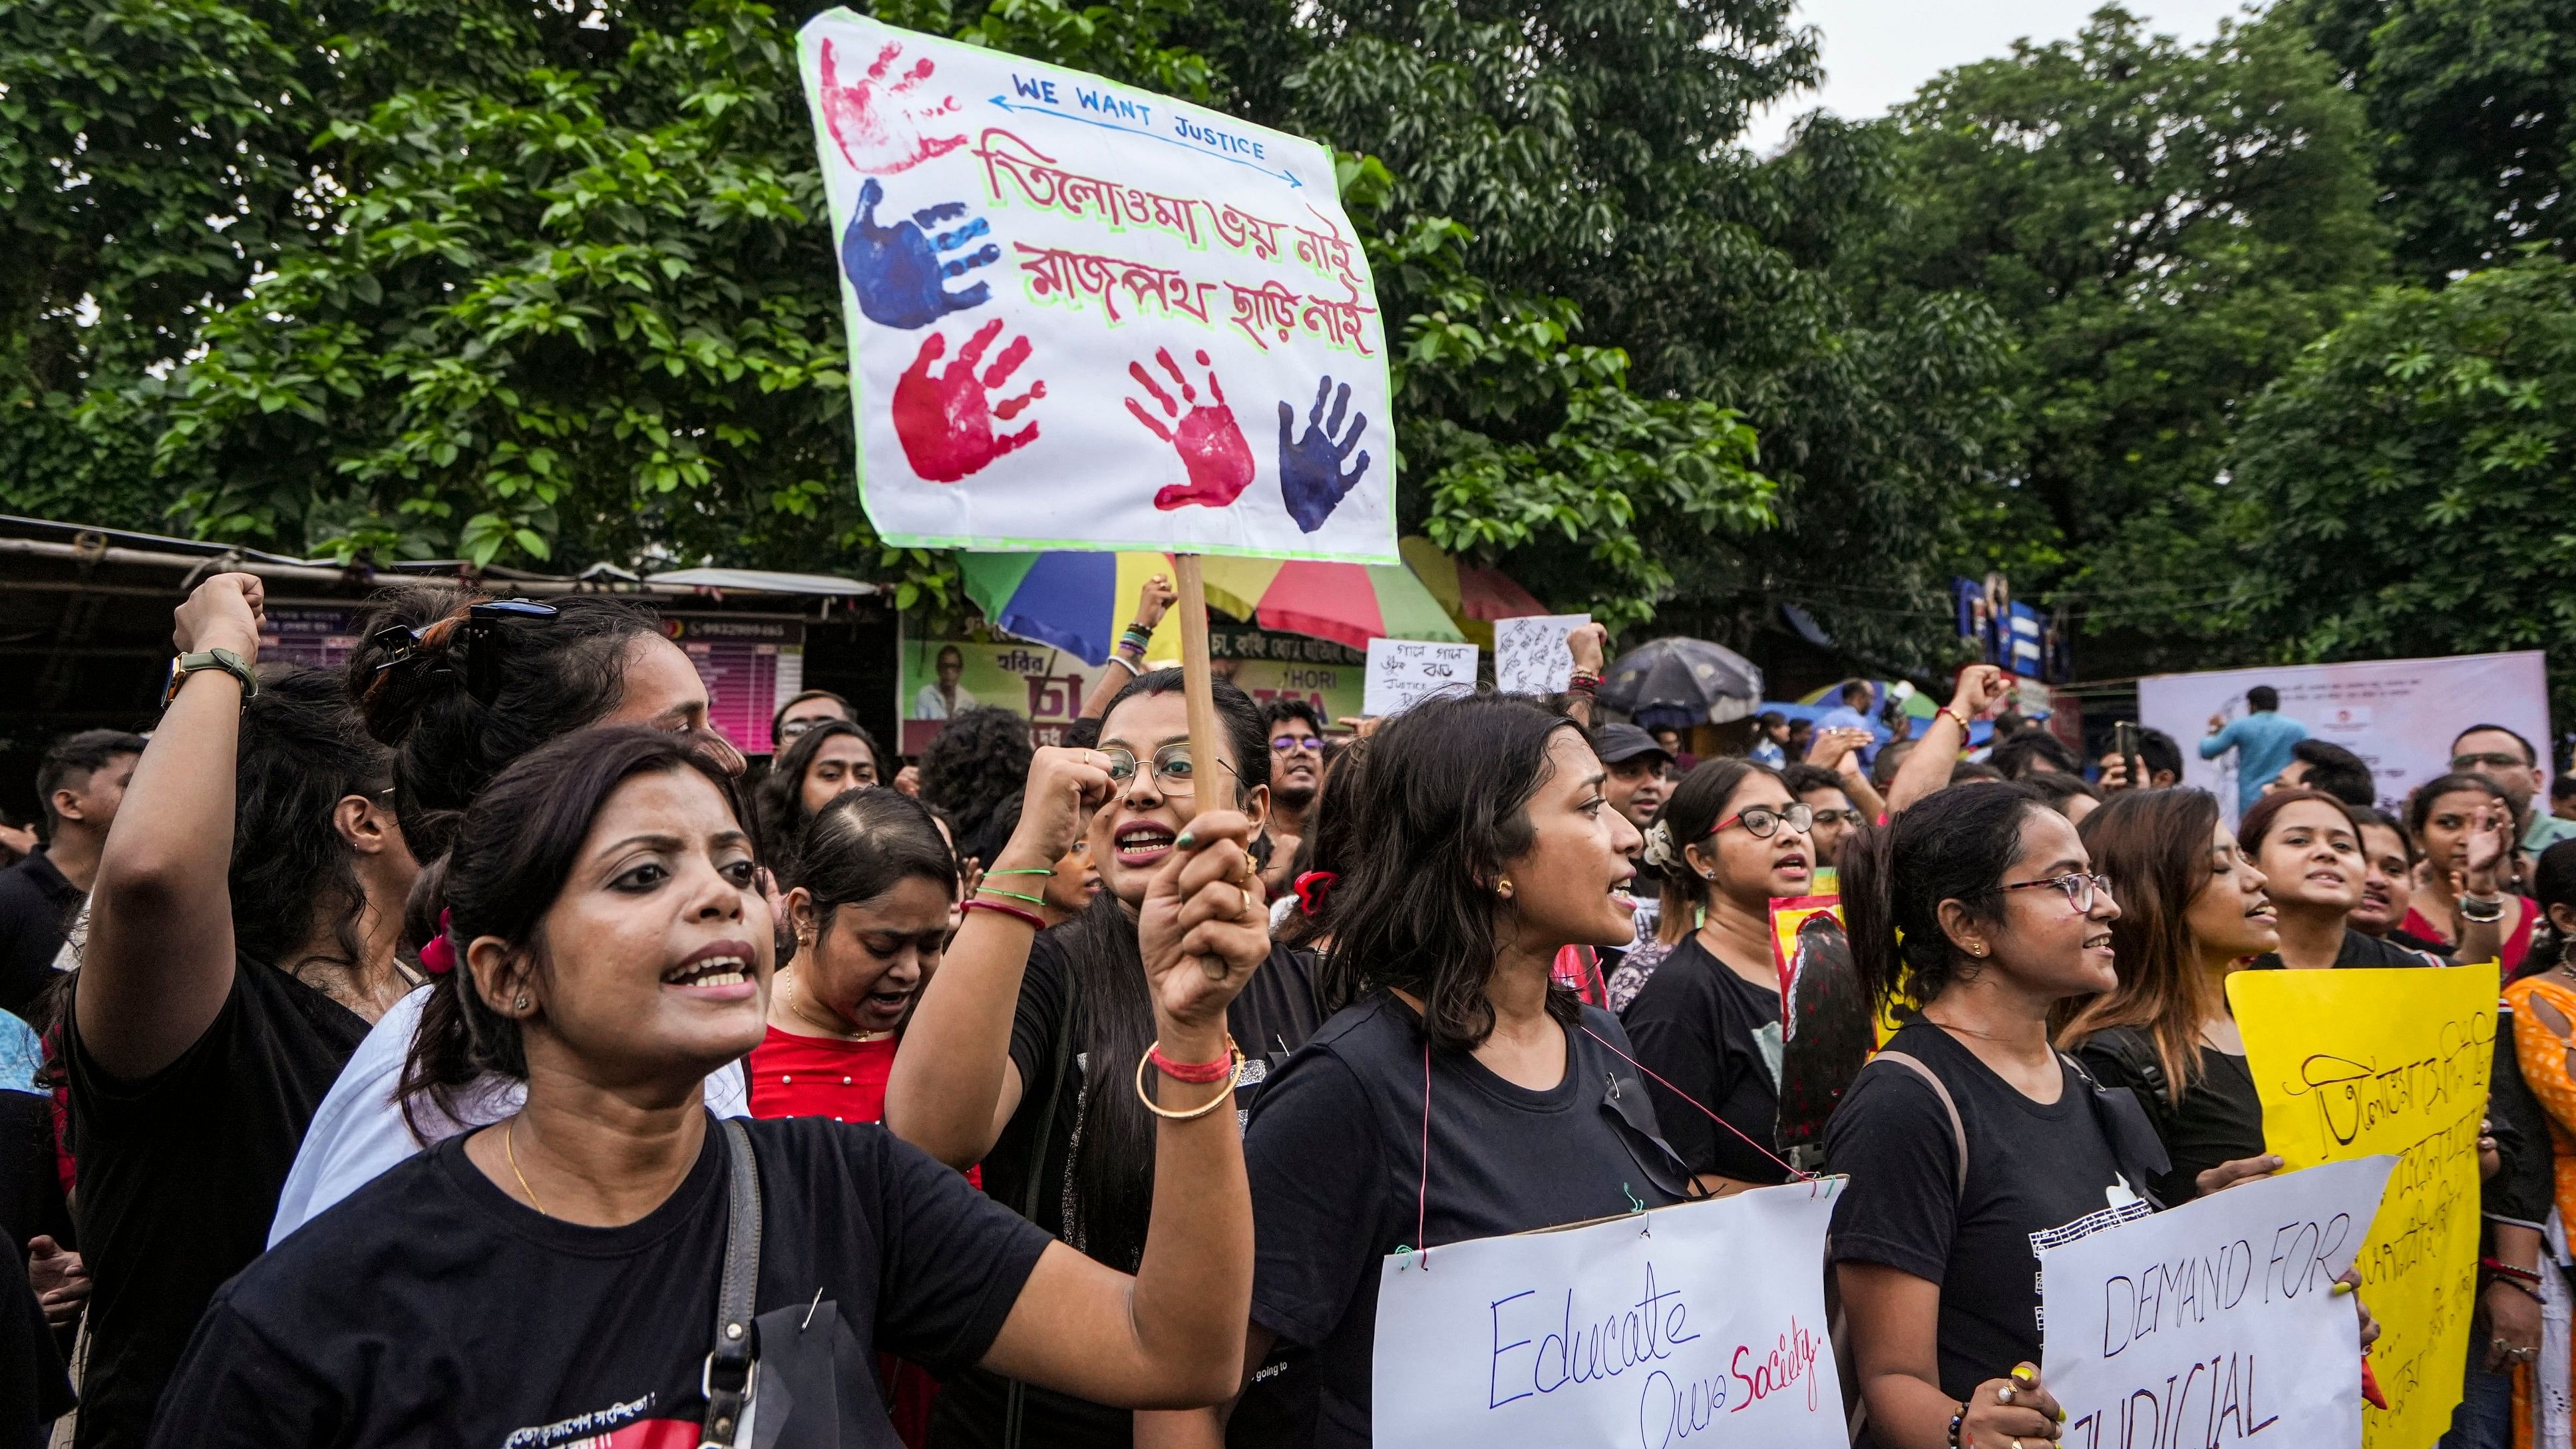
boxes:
[166,647,258,706]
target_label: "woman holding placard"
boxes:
[1622,758,1813,1193]
[886,669,1319,1449]
[1828,782,2169,1449]
[1143,692,1696,1448]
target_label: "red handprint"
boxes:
[892,319,1044,484]
[1124,347,1256,511]
[818,39,966,175]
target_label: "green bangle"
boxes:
[977,885,1047,907]
[983,867,1053,878]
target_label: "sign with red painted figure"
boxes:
[797,12,1396,563]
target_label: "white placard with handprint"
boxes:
[797,11,1397,564]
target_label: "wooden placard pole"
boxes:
[1171,553,1235,979]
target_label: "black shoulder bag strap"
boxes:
[699,1118,764,1449]
[1867,1051,1967,1200]
[1004,965,1082,1449]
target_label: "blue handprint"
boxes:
[1278,374,1371,532]
[840,177,1001,330]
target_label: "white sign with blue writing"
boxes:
[1370,1180,1846,1449]
[2039,1155,2394,1449]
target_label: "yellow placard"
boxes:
[2228,964,2497,1449]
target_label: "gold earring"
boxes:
[1497,878,1514,899]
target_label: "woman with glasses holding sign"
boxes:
[887,670,1320,1449]
[1829,782,2172,1449]
[1622,759,1814,1195]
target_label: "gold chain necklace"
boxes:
[505,1118,549,1217]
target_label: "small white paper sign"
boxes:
[1493,614,1589,697]
[2041,1156,2394,1449]
[1364,638,1479,717]
[1371,1181,1848,1449]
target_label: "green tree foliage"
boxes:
[1242,2,2012,668]
[1863,7,2387,674]
[2289,0,2576,280]
[1,0,1779,627]
[2234,256,2576,716]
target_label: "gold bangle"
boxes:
[1133,1044,1244,1120]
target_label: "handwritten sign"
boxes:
[1493,614,1589,696]
[797,11,1395,562]
[2229,966,2496,1449]
[1363,638,1479,717]
[1372,1181,1847,1449]
[2041,1156,2394,1449]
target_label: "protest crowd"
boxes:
[0,564,2567,1449]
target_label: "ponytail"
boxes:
[1841,783,2047,1016]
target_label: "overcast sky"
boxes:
[1742,0,2261,154]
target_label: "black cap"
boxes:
[1592,724,1672,766]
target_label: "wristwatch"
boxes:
[165,647,258,706]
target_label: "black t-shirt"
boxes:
[153,1115,1053,1448]
[2073,1034,2263,1207]
[2246,927,2438,971]
[1620,934,1789,1185]
[936,932,1323,1449]
[61,960,369,1449]
[1825,1022,2153,1400]
[1243,994,1690,1448]
[0,853,79,1021]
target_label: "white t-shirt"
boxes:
[267,984,751,1246]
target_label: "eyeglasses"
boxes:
[780,718,819,739]
[1711,803,1813,839]
[2451,752,2527,771]
[1809,807,1866,828]
[1270,734,1322,755]
[1984,871,2114,913]
[1103,743,1198,796]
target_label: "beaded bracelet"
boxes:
[1934,704,1970,733]
[1946,1403,1967,1448]
[960,899,1044,931]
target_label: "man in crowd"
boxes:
[1592,724,1672,835]
[1748,712,1788,767]
[2554,773,2576,823]
[1817,681,1875,758]
[2268,738,2374,808]
[2098,726,2183,793]
[771,688,854,744]
[2450,722,2576,857]
[1260,699,1326,892]
[2200,686,2306,814]
[0,729,143,1017]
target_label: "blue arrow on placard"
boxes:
[986,95,1305,189]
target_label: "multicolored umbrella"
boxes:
[958,550,1465,666]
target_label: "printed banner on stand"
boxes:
[1371,1181,1848,1448]
[2040,1155,2394,1449]
[797,11,1395,561]
[2229,966,2497,1449]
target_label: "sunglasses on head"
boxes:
[369,598,559,703]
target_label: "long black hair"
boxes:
[1642,757,1777,946]
[1843,781,2049,1016]
[398,727,750,1134]
[234,664,395,974]
[2525,839,2576,976]
[756,718,887,867]
[1053,667,1268,1271]
[347,584,663,861]
[1318,692,1580,1054]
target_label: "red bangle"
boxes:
[2483,1257,2543,1284]
[1150,1042,1237,1084]
[960,899,1045,931]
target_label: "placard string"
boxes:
[1574,1025,1816,1183]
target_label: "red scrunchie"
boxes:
[417,909,457,974]
[1292,870,1338,917]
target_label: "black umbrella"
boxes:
[1598,637,1765,726]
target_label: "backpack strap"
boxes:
[1867,1051,1966,1201]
